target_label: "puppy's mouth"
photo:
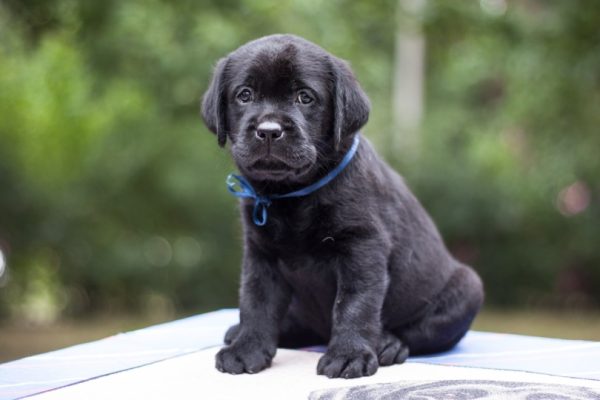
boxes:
[247,157,311,180]
[251,158,290,171]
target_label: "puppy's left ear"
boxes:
[201,57,230,147]
[331,57,370,149]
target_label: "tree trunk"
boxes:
[392,0,426,159]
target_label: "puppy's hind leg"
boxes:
[396,265,484,355]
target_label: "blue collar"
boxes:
[226,135,361,226]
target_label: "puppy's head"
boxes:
[201,34,369,183]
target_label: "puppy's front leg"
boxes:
[216,250,290,374]
[317,243,388,379]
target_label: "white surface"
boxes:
[31,347,600,400]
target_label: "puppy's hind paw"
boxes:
[377,331,409,366]
[224,323,241,345]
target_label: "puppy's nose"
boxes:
[256,121,284,141]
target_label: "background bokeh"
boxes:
[1,0,599,356]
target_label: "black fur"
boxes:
[201,34,484,379]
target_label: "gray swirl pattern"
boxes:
[310,380,600,400]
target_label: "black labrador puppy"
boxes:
[201,34,484,379]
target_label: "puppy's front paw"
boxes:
[317,347,378,379]
[215,341,276,375]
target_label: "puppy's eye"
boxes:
[237,88,253,103]
[296,90,313,105]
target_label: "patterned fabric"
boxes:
[310,380,600,400]
[8,348,600,400]
[1,309,599,399]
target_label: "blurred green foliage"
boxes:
[0,0,598,322]
[417,1,600,307]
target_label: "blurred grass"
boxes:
[1,309,598,363]
[0,314,174,363]
[473,308,600,341]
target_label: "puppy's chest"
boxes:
[276,254,337,301]
[263,228,339,297]
[262,228,340,257]
[249,200,340,255]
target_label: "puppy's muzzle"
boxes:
[255,121,285,142]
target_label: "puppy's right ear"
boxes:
[201,58,229,147]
